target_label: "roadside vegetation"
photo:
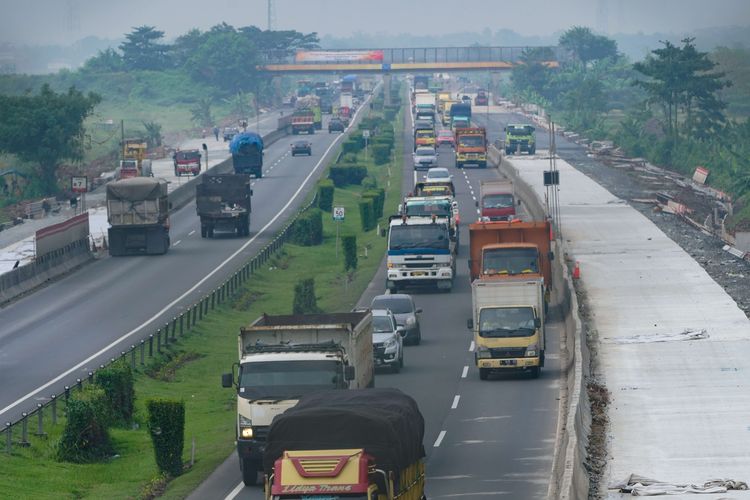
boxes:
[505,26,750,229]
[0,87,405,499]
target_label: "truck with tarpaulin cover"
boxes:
[450,102,472,130]
[106,177,170,256]
[263,388,426,500]
[222,312,374,486]
[454,127,487,168]
[195,173,252,238]
[230,132,264,178]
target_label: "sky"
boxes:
[1,0,749,46]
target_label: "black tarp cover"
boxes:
[263,388,425,473]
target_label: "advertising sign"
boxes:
[295,50,384,63]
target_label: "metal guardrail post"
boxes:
[191,305,197,327]
[180,314,184,335]
[5,423,11,453]
[171,318,177,340]
[76,378,83,391]
[156,329,162,353]
[88,371,94,383]
[199,299,204,321]
[164,323,171,345]
[19,413,30,447]
[140,340,146,364]
[51,395,57,425]
[149,334,154,356]
[130,345,136,368]
[211,290,216,310]
[64,385,70,404]
[36,404,46,437]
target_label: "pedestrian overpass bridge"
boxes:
[260,46,560,73]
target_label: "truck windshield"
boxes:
[239,360,342,400]
[390,225,449,251]
[483,194,514,209]
[508,126,534,136]
[482,247,539,276]
[405,201,451,217]
[458,136,484,147]
[416,131,434,138]
[479,307,536,337]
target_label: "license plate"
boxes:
[412,271,425,277]
[500,360,517,366]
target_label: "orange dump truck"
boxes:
[468,219,553,289]
[263,388,426,500]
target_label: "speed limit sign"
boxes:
[71,176,88,193]
[333,206,345,221]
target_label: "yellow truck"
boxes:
[263,388,426,500]
[441,100,457,126]
[436,92,452,113]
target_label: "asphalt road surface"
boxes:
[191,108,562,500]
[0,111,364,425]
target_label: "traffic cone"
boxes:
[572,261,581,280]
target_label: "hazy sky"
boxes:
[2,0,749,45]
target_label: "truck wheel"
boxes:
[530,146,536,155]
[530,366,541,379]
[207,226,214,238]
[479,368,490,380]
[240,458,259,486]
[200,226,207,238]
[414,328,422,345]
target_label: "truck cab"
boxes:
[454,127,487,168]
[478,180,517,221]
[504,124,537,155]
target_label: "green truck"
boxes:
[504,124,536,155]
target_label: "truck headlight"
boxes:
[526,344,539,357]
[405,316,416,326]
[476,346,491,359]
[239,415,253,439]
[385,337,398,350]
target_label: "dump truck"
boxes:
[474,89,489,106]
[504,124,537,155]
[478,180,518,221]
[450,102,472,130]
[263,388,426,499]
[413,180,456,198]
[468,278,546,379]
[442,100,458,126]
[414,92,436,118]
[195,173,252,238]
[106,177,169,256]
[230,132,264,178]
[117,139,152,179]
[386,215,456,292]
[221,312,375,486]
[401,195,460,246]
[455,127,487,168]
[172,149,201,177]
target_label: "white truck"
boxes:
[400,195,460,246]
[414,92,436,121]
[468,278,546,379]
[221,312,374,486]
[385,215,456,292]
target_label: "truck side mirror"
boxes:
[548,251,554,261]
[535,318,542,328]
[221,372,233,388]
[344,365,356,381]
[416,308,423,314]
[467,318,473,330]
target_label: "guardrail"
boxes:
[2,192,317,453]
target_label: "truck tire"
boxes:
[530,366,541,379]
[207,226,214,238]
[240,458,259,486]
[479,368,490,380]
[530,146,536,155]
[200,225,207,238]
[414,328,422,345]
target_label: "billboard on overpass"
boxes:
[295,50,384,63]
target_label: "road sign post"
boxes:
[333,206,345,257]
[71,176,88,213]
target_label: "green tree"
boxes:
[224,91,253,118]
[142,121,163,148]
[634,38,730,143]
[511,47,555,98]
[171,28,207,68]
[190,97,214,128]
[559,26,618,70]
[0,84,101,195]
[120,25,171,70]
[186,29,259,94]
[82,48,124,73]
[240,27,319,60]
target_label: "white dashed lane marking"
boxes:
[434,430,447,447]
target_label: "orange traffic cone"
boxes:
[572,261,581,280]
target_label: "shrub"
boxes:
[362,176,378,190]
[95,360,135,427]
[342,139,361,154]
[57,386,113,463]
[359,199,375,231]
[363,188,385,219]
[146,398,185,477]
[290,209,323,246]
[371,144,391,165]
[293,278,321,314]
[329,165,367,187]
[342,235,357,270]
[317,180,334,212]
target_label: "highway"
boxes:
[190,103,562,500]
[0,111,362,425]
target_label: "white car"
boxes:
[424,167,453,183]
[413,147,439,171]
[371,309,404,373]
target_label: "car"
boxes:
[413,147,439,171]
[328,118,345,133]
[371,294,422,345]
[425,167,453,183]
[436,130,455,147]
[371,309,404,372]
[461,95,471,103]
[291,140,312,156]
[414,119,434,131]
[223,127,240,142]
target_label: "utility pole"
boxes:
[267,0,276,31]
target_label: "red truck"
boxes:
[474,90,489,106]
[478,180,518,221]
[173,149,202,177]
[291,109,315,135]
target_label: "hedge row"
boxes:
[317,180,334,212]
[329,165,368,187]
[290,208,323,246]
[293,278,320,314]
[57,386,113,463]
[343,235,357,270]
[147,398,185,477]
[363,188,385,219]
[359,199,376,232]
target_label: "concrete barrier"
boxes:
[488,145,590,500]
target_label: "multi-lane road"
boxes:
[191,102,563,500]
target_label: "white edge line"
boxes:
[223,481,244,500]
[433,430,447,447]
[173,240,182,246]
[188,230,196,236]
[451,395,460,409]
[461,365,469,378]
[0,96,370,418]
